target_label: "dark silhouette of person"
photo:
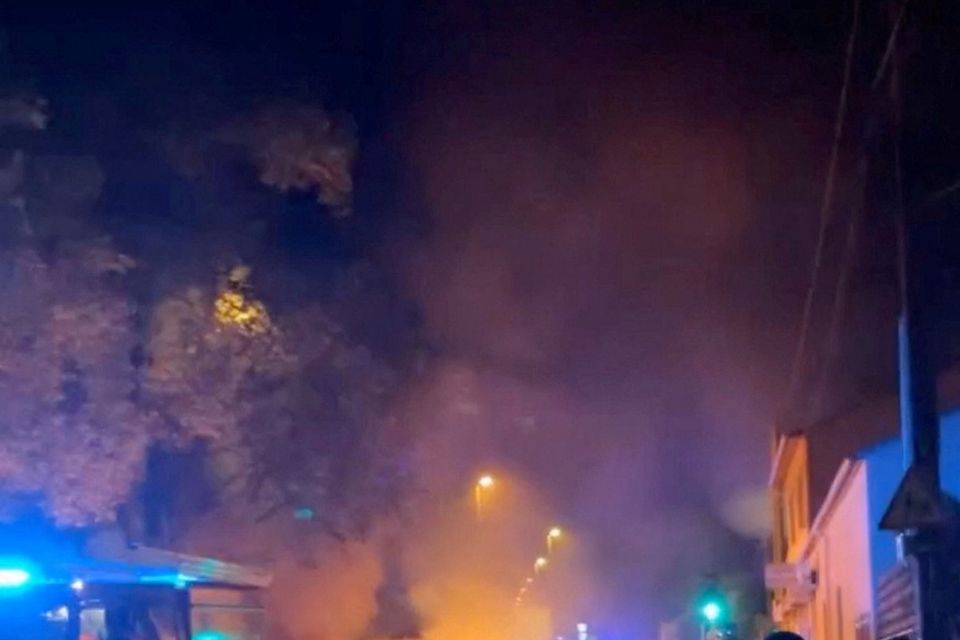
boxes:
[765,631,805,640]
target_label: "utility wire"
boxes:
[778,0,862,425]
[871,0,911,91]
[811,155,870,416]
[811,0,917,415]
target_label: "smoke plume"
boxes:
[376,5,830,636]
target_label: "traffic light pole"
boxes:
[890,2,950,640]
[897,207,949,640]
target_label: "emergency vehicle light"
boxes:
[0,567,31,588]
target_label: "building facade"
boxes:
[767,404,960,640]
[767,433,814,634]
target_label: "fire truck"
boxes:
[0,522,271,639]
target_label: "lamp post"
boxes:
[547,526,563,553]
[534,557,548,574]
[475,475,495,521]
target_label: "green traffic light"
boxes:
[702,601,722,623]
[194,632,234,640]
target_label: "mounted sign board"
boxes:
[879,465,948,531]
[765,564,799,590]
[764,563,813,590]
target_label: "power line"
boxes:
[871,0,911,92]
[807,0,919,417]
[811,155,869,415]
[778,0,862,425]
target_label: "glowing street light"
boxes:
[547,526,563,553]
[534,556,548,573]
[474,474,495,521]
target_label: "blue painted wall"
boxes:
[860,410,960,600]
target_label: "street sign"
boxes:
[879,465,947,531]
[764,563,800,590]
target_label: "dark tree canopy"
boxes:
[0,88,408,539]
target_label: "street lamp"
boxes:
[547,526,563,553]
[534,557,548,573]
[474,474,495,520]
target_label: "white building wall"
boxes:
[806,463,874,640]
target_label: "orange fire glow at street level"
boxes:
[411,470,567,640]
[413,572,550,640]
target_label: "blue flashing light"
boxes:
[194,631,234,640]
[0,557,40,589]
[140,572,196,588]
[175,572,198,589]
[0,568,31,588]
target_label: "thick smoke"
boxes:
[379,6,829,636]
[0,3,837,638]
[392,362,605,639]
[184,515,383,640]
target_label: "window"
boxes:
[192,605,265,640]
[787,485,803,546]
[775,498,789,559]
[84,585,189,640]
[79,606,106,640]
[190,587,266,640]
[0,586,72,640]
